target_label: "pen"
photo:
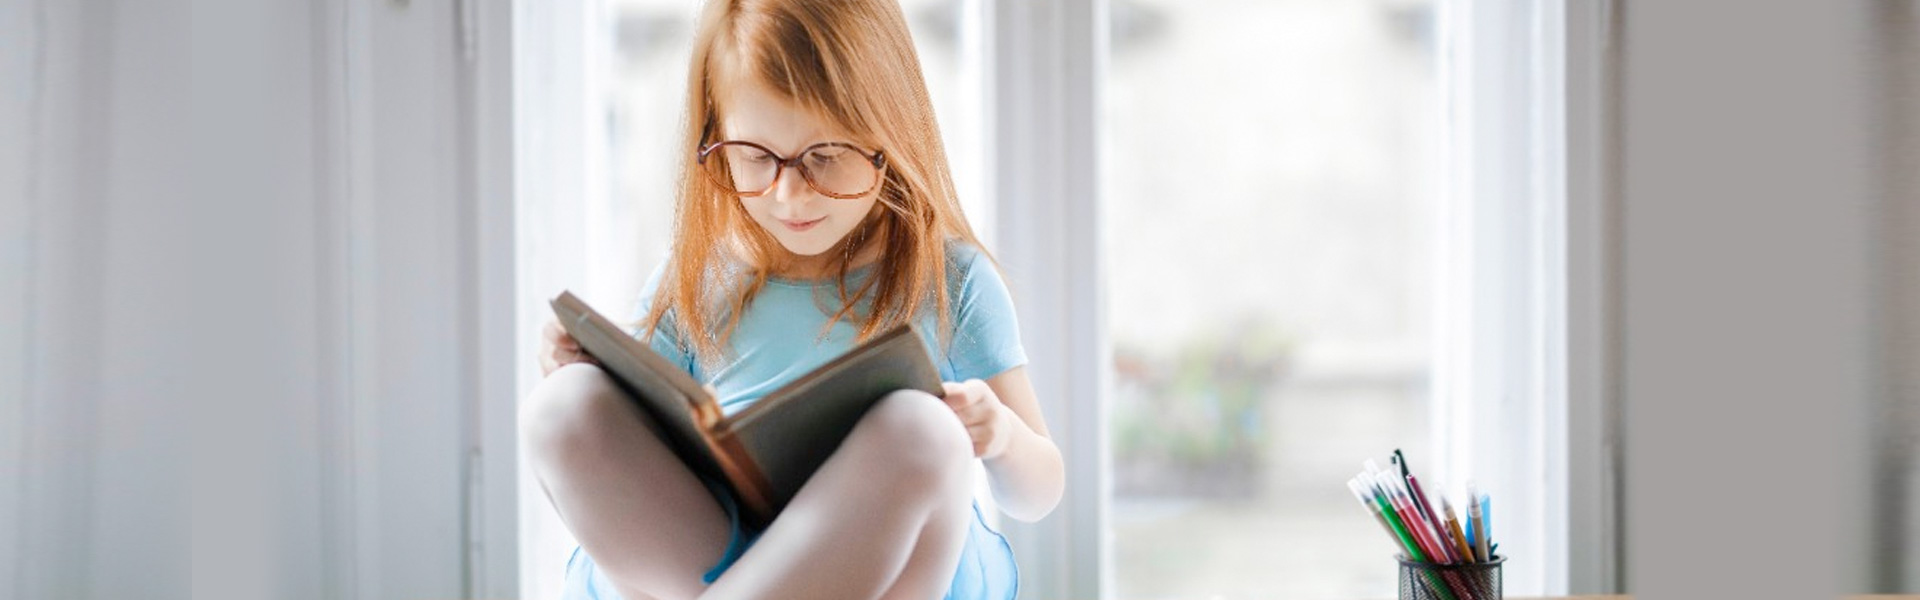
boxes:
[1395,451,1465,567]
[1394,480,1454,567]
[1464,490,1480,561]
[1405,473,1453,561]
[1348,478,1414,555]
[1441,496,1475,564]
[1369,472,1439,562]
[1467,482,1489,561]
[1392,487,1438,559]
[1395,477,1481,599]
[1393,450,1437,527]
[1356,475,1461,600]
[1363,473,1417,549]
[1478,493,1493,560]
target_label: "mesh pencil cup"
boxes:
[1396,555,1503,600]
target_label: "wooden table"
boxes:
[1505,597,1918,599]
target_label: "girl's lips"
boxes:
[781,217,825,232]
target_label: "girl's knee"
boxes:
[519,363,633,460]
[849,389,973,488]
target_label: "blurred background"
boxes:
[2,1,1915,600]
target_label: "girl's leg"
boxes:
[873,499,974,600]
[700,390,975,600]
[521,363,730,600]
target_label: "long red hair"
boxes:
[640,0,991,365]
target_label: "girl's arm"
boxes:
[943,366,1064,522]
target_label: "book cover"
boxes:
[549,290,944,528]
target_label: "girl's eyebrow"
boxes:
[721,133,866,154]
[718,124,855,150]
[719,123,827,144]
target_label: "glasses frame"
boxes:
[697,140,888,200]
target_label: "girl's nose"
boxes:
[771,166,814,207]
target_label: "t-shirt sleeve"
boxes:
[946,249,1029,381]
[629,261,697,376]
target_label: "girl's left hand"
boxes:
[941,379,1014,459]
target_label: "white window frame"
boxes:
[1430,0,1618,596]
[316,0,518,597]
[474,0,522,596]
[2,1,69,596]
[977,0,1108,598]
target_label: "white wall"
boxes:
[0,0,44,592]
[1614,0,1900,596]
[198,0,514,597]
[4,1,190,598]
[6,0,511,598]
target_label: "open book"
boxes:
[550,290,943,528]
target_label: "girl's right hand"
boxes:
[539,317,598,377]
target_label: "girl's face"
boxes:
[719,79,882,262]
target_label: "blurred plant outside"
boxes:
[1112,314,1298,498]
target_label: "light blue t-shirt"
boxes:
[572,241,1023,600]
[628,241,1028,414]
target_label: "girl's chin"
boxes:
[757,219,854,257]
[769,233,841,258]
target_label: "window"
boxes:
[1102,0,1440,597]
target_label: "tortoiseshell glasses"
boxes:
[697,140,887,199]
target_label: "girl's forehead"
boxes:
[714,74,861,148]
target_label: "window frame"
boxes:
[1559,0,1623,593]
[1430,0,1619,595]
[977,0,1109,598]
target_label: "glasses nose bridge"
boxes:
[774,151,825,193]
[768,153,815,200]
[776,153,808,178]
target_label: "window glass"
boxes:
[1102,0,1440,597]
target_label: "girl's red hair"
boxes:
[641,0,991,365]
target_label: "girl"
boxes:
[520,1,1064,599]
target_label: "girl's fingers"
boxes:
[967,422,992,440]
[964,379,993,401]
[539,343,597,378]
[543,319,579,349]
[961,401,1002,431]
[946,379,992,410]
[941,382,977,410]
[561,346,595,366]
[962,401,997,425]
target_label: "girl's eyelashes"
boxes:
[805,148,845,165]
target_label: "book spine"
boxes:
[704,429,776,527]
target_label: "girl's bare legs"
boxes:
[521,363,731,600]
[702,389,976,600]
[525,366,974,600]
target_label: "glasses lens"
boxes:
[710,143,780,194]
[801,144,880,197]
